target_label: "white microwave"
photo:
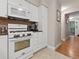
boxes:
[8,3,27,19]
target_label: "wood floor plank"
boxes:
[56,37,79,59]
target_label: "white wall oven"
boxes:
[8,24,33,59]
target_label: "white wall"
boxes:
[48,0,61,48]
[55,0,61,47]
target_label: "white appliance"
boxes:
[8,24,33,59]
[8,3,27,19]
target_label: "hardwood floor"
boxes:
[56,37,79,59]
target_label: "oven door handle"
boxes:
[9,39,30,42]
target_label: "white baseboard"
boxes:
[47,43,62,50]
[55,43,62,49]
[47,45,56,50]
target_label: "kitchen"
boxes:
[0,0,48,59]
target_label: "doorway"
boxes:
[65,11,79,38]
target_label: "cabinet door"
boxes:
[28,3,38,22]
[32,6,38,22]
[38,5,48,47]
[42,6,48,47]
[32,32,45,53]
[34,6,38,22]
[0,35,7,59]
[31,33,39,53]
[31,33,36,53]
[33,33,38,53]
[26,9,32,20]
[0,0,7,17]
[37,32,43,50]
[35,33,41,51]
[8,3,28,19]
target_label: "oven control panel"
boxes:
[8,24,32,39]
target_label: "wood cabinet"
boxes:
[0,0,7,17]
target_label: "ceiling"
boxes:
[60,0,79,11]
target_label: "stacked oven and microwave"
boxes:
[5,2,36,59]
[8,24,33,59]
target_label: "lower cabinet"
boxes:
[31,32,47,53]
[0,35,7,59]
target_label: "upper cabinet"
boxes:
[0,0,7,17]
[0,0,48,19]
[8,0,39,22]
[28,3,39,22]
[8,0,31,19]
[8,0,28,8]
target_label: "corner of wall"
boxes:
[47,45,56,50]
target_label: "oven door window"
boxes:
[15,39,30,52]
